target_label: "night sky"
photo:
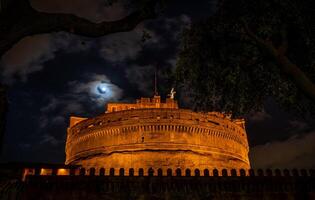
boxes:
[0,0,314,169]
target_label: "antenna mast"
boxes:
[154,66,158,96]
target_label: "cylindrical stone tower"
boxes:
[65,96,250,175]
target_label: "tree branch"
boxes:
[0,0,158,57]
[241,19,315,102]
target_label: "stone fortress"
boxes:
[65,92,250,176]
[2,91,315,200]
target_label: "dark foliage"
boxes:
[176,0,315,117]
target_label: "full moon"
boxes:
[88,78,123,105]
[97,84,107,94]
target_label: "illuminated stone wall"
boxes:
[66,98,250,172]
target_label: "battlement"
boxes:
[2,164,314,199]
[23,167,315,179]
[106,95,178,113]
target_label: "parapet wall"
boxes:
[24,167,315,177]
[66,108,250,170]
[8,167,315,200]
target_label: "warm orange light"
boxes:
[40,168,46,175]
[57,168,68,175]
[40,168,52,175]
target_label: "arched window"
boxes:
[157,168,163,176]
[89,168,95,176]
[194,169,200,177]
[119,168,124,176]
[99,168,105,176]
[176,168,181,176]
[129,168,134,176]
[185,169,191,177]
[167,169,172,176]
[204,169,209,176]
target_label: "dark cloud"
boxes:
[250,130,315,168]
[1,33,91,84]
[99,25,159,63]
[37,73,122,146]
[247,110,272,123]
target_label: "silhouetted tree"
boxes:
[176,0,315,117]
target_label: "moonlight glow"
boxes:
[88,78,123,106]
[97,84,107,94]
[93,82,113,98]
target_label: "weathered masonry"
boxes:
[65,95,250,172]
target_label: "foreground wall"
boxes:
[2,175,315,200]
[1,166,315,200]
